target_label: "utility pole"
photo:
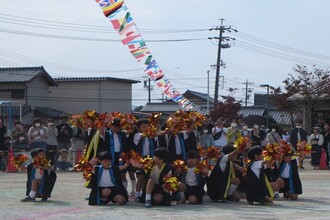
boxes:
[244,79,254,107]
[260,84,274,129]
[148,78,151,103]
[245,79,248,107]
[209,19,237,109]
[207,70,210,114]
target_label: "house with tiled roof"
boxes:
[49,77,139,114]
[0,67,140,130]
[0,66,63,129]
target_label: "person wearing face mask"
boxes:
[289,120,307,150]
[227,119,241,145]
[266,126,282,145]
[212,119,228,151]
[12,132,29,151]
[27,118,48,150]
[199,126,214,148]
[251,123,266,147]
[240,122,250,138]
[289,120,307,169]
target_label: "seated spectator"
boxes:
[57,149,71,171]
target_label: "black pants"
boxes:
[311,144,322,166]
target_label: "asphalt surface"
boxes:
[1,161,330,220]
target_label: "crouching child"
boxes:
[20,149,57,202]
[176,151,208,204]
[246,146,281,205]
[207,146,244,202]
[276,145,304,200]
[88,151,128,205]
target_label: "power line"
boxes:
[0,13,209,34]
[0,27,206,43]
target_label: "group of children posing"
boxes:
[83,118,305,207]
[20,118,304,208]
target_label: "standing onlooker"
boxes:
[27,118,48,150]
[0,116,7,171]
[289,120,307,149]
[212,119,228,151]
[240,122,250,138]
[199,126,214,148]
[11,120,26,141]
[56,116,73,151]
[12,132,29,152]
[322,122,330,168]
[46,119,58,165]
[251,123,266,147]
[309,127,324,169]
[198,115,214,135]
[227,119,241,145]
[289,119,307,169]
[265,125,281,144]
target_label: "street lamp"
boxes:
[260,84,270,129]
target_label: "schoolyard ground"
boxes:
[1,161,330,220]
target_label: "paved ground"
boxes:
[1,161,330,220]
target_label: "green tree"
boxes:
[271,65,330,125]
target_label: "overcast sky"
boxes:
[1,0,330,108]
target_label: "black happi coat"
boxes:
[135,135,156,157]
[167,133,186,161]
[184,131,198,152]
[85,129,107,161]
[207,156,233,201]
[279,159,302,194]
[26,163,57,198]
[88,165,128,205]
[246,161,273,203]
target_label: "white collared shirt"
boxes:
[251,161,264,179]
[219,155,229,173]
[185,168,198,186]
[98,168,114,187]
[113,133,121,153]
[281,158,299,179]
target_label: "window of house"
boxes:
[11,90,25,99]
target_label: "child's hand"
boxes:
[89,157,99,165]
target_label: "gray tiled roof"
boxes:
[238,106,265,117]
[140,102,207,114]
[183,90,214,103]
[0,66,58,86]
[55,77,140,84]
[269,110,295,125]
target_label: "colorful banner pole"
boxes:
[95,0,193,110]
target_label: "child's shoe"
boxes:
[145,200,152,208]
[20,196,35,202]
